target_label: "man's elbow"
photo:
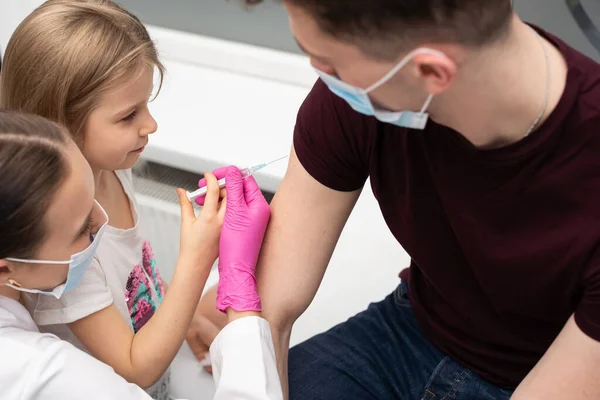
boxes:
[261,306,298,336]
[258,283,308,333]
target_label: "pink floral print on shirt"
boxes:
[125,241,166,333]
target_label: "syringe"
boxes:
[186,155,288,202]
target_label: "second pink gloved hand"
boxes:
[196,166,271,312]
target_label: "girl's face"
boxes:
[1,141,105,291]
[82,65,158,172]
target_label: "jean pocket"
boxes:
[393,281,412,308]
[421,357,512,400]
[421,357,471,400]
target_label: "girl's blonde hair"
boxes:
[0,0,165,139]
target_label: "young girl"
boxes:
[1,1,221,397]
[0,110,280,399]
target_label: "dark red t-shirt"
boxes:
[293,28,600,388]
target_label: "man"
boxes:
[245,1,600,399]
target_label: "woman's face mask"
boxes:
[5,201,108,299]
[314,48,446,129]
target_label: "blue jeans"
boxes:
[289,282,514,399]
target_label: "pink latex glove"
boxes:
[196,166,270,312]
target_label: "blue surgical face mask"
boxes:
[314,48,446,129]
[5,201,108,299]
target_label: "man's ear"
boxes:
[411,44,464,96]
[0,259,13,284]
[413,51,458,96]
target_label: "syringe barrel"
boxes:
[186,168,255,202]
[186,177,227,202]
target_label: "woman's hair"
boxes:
[0,0,165,140]
[0,110,70,259]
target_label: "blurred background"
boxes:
[1,1,600,399]
[119,0,299,54]
[117,0,600,61]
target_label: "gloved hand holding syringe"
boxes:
[186,155,288,202]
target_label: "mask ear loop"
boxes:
[419,94,434,115]
[365,48,448,93]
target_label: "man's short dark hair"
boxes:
[243,0,514,60]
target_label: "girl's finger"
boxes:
[203,172,220,214]
[195,166,231,206]
[177,188,195,223]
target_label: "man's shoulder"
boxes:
[302,78,339,107]
[553,28,600,116]
[293,80,378,191]
[297,79,380,134]
[298,79,345,121]
[567,65,600,134]
[572,69,600,124]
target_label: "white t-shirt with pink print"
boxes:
[24,169,170,400]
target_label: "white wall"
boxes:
[515,0,600,62]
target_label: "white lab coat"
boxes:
[0,295,283,400]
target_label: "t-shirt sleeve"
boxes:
[30,258,113,326]
[293,79,376,192]
[574,254,600,341]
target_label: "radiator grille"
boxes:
[132,161,202,205]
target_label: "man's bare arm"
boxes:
[512,315,600,399]
[256,147,361,398]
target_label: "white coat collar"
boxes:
[0,295,39,333]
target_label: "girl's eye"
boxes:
[122,110,137,122]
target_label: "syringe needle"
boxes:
[248,155,289,174]
[264,155,288,166]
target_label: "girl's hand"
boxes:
[176,172,226,265]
